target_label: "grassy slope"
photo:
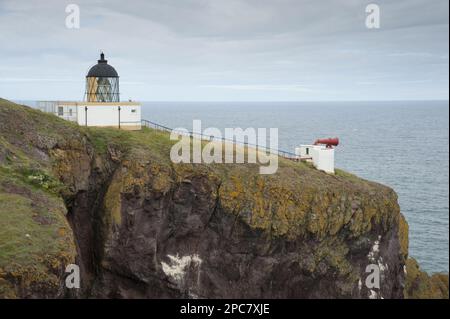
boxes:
[0,99,77,298]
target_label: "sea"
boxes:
[21,99,449,273]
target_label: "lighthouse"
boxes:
[38,53,141,130]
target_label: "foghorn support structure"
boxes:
[295,137,339,174]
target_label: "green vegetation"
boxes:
[0,170,76,298]
[0,191,71,268]
[0,99,77,297]
[85,126,175,162]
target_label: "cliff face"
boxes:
[0,99,427,299]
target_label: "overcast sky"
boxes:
[0,0,448,101]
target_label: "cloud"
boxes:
[0,78,80,83]
[0,0,448,101]
[201,84,313,92]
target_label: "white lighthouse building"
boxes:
[38,53,141,130]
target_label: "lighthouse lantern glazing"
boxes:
[85,53,120,102]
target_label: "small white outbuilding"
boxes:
[295,145,314,160]
[295,138,339,174]
[311,146,335,174]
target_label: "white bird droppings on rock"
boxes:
[368,289,378,299]
[161,254,202,284]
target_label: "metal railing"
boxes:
[141,119,299,161]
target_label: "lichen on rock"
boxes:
[404,257,449,299]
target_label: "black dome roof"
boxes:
[86,53,119,78]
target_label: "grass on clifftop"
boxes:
[85,124,367,188]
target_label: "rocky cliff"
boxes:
[0,99,447,299]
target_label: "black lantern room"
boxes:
[85,53,120,102]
